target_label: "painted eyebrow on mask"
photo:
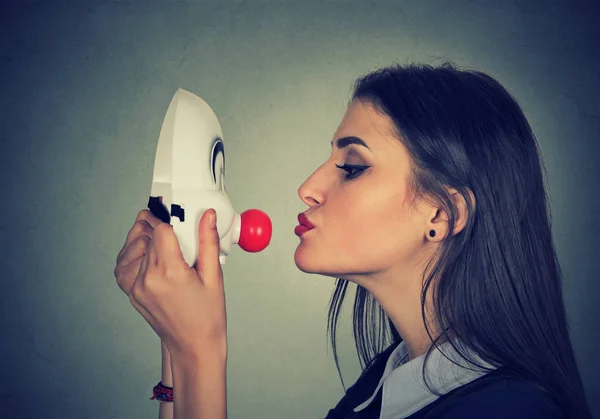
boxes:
[330,136,370,150]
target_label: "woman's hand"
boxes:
[114,208,227,359]
[114,209,160,296]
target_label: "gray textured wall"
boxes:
[1,1,598,418]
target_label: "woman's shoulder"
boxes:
[410,371,567,419]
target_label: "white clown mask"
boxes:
[148,88,272,266]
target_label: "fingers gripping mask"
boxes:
[148,88,272,266]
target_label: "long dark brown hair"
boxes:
[326,62,591,418]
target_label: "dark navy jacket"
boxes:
[324,342,567,419]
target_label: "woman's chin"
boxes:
[294,244,329,274]
[293,247,314,273]
[293,248,340,277]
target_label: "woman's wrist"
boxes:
[170,348,228,419]
[161,340,173,387]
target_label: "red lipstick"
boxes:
[295,213,315,236]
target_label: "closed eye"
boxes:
[335,164,369,180]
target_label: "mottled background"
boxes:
[1,1,598,418]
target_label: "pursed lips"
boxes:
[297,213,315,229]
[295,213,315,237]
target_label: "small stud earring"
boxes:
[429,230,436,238]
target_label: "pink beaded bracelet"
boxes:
[150,381,173,402]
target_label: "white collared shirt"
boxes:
[353,339,499,419]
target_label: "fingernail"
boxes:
[210,210,216,228]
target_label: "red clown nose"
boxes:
[237,209,272,252]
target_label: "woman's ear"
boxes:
[449,187,475,236]
[427,187,475,239]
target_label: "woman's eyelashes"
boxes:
[335,164,370,180]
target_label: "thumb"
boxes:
[195,209,221,279]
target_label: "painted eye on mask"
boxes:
[335,164,369,180]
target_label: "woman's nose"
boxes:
[297,165,327,207]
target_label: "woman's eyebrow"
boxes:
[330,136,370,150]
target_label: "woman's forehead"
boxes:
[333,100,405,153]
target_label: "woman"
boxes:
[113,62,592,419]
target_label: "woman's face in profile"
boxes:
[295,100,433,286]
